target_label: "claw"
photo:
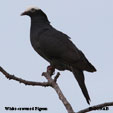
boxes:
[47,66,55,76]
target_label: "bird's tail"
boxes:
[72,67,90,104]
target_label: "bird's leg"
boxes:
[47,65,55,76]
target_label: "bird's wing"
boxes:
[38,28,81,64]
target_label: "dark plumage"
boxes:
[21,7,96,104]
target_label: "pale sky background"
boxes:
[0,0,113,113]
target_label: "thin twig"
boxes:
[0,66,51,87]
[54,72,60,82]
[77,102,113,113]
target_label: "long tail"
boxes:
[72,68,90,104]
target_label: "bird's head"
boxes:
[21,7,40,16]
[21,7,48,20]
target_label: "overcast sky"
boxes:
[0,0,113,113]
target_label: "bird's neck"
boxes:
[31,16,50,25]
[30,16,51,45]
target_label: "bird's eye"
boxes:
[31,8,35,12]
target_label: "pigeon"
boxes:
[21,7,96,104]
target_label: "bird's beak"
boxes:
[21,11,27,16]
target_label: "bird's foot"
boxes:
[47,66,55,76]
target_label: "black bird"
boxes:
[21,7,96,104]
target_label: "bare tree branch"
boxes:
[0,66,74,113]
[0,66,51,87]
[1,66,113,113]
[77,102,113,113]
[54,72,60,82]
[42,72,75,113]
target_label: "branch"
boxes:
[1,66,113,113]
[54,72,60,82]
[77,102,113,113]
[42,72,75,113]
[0,66,74,113]
[0,66,51,87]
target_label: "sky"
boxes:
[0,0,113,113]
